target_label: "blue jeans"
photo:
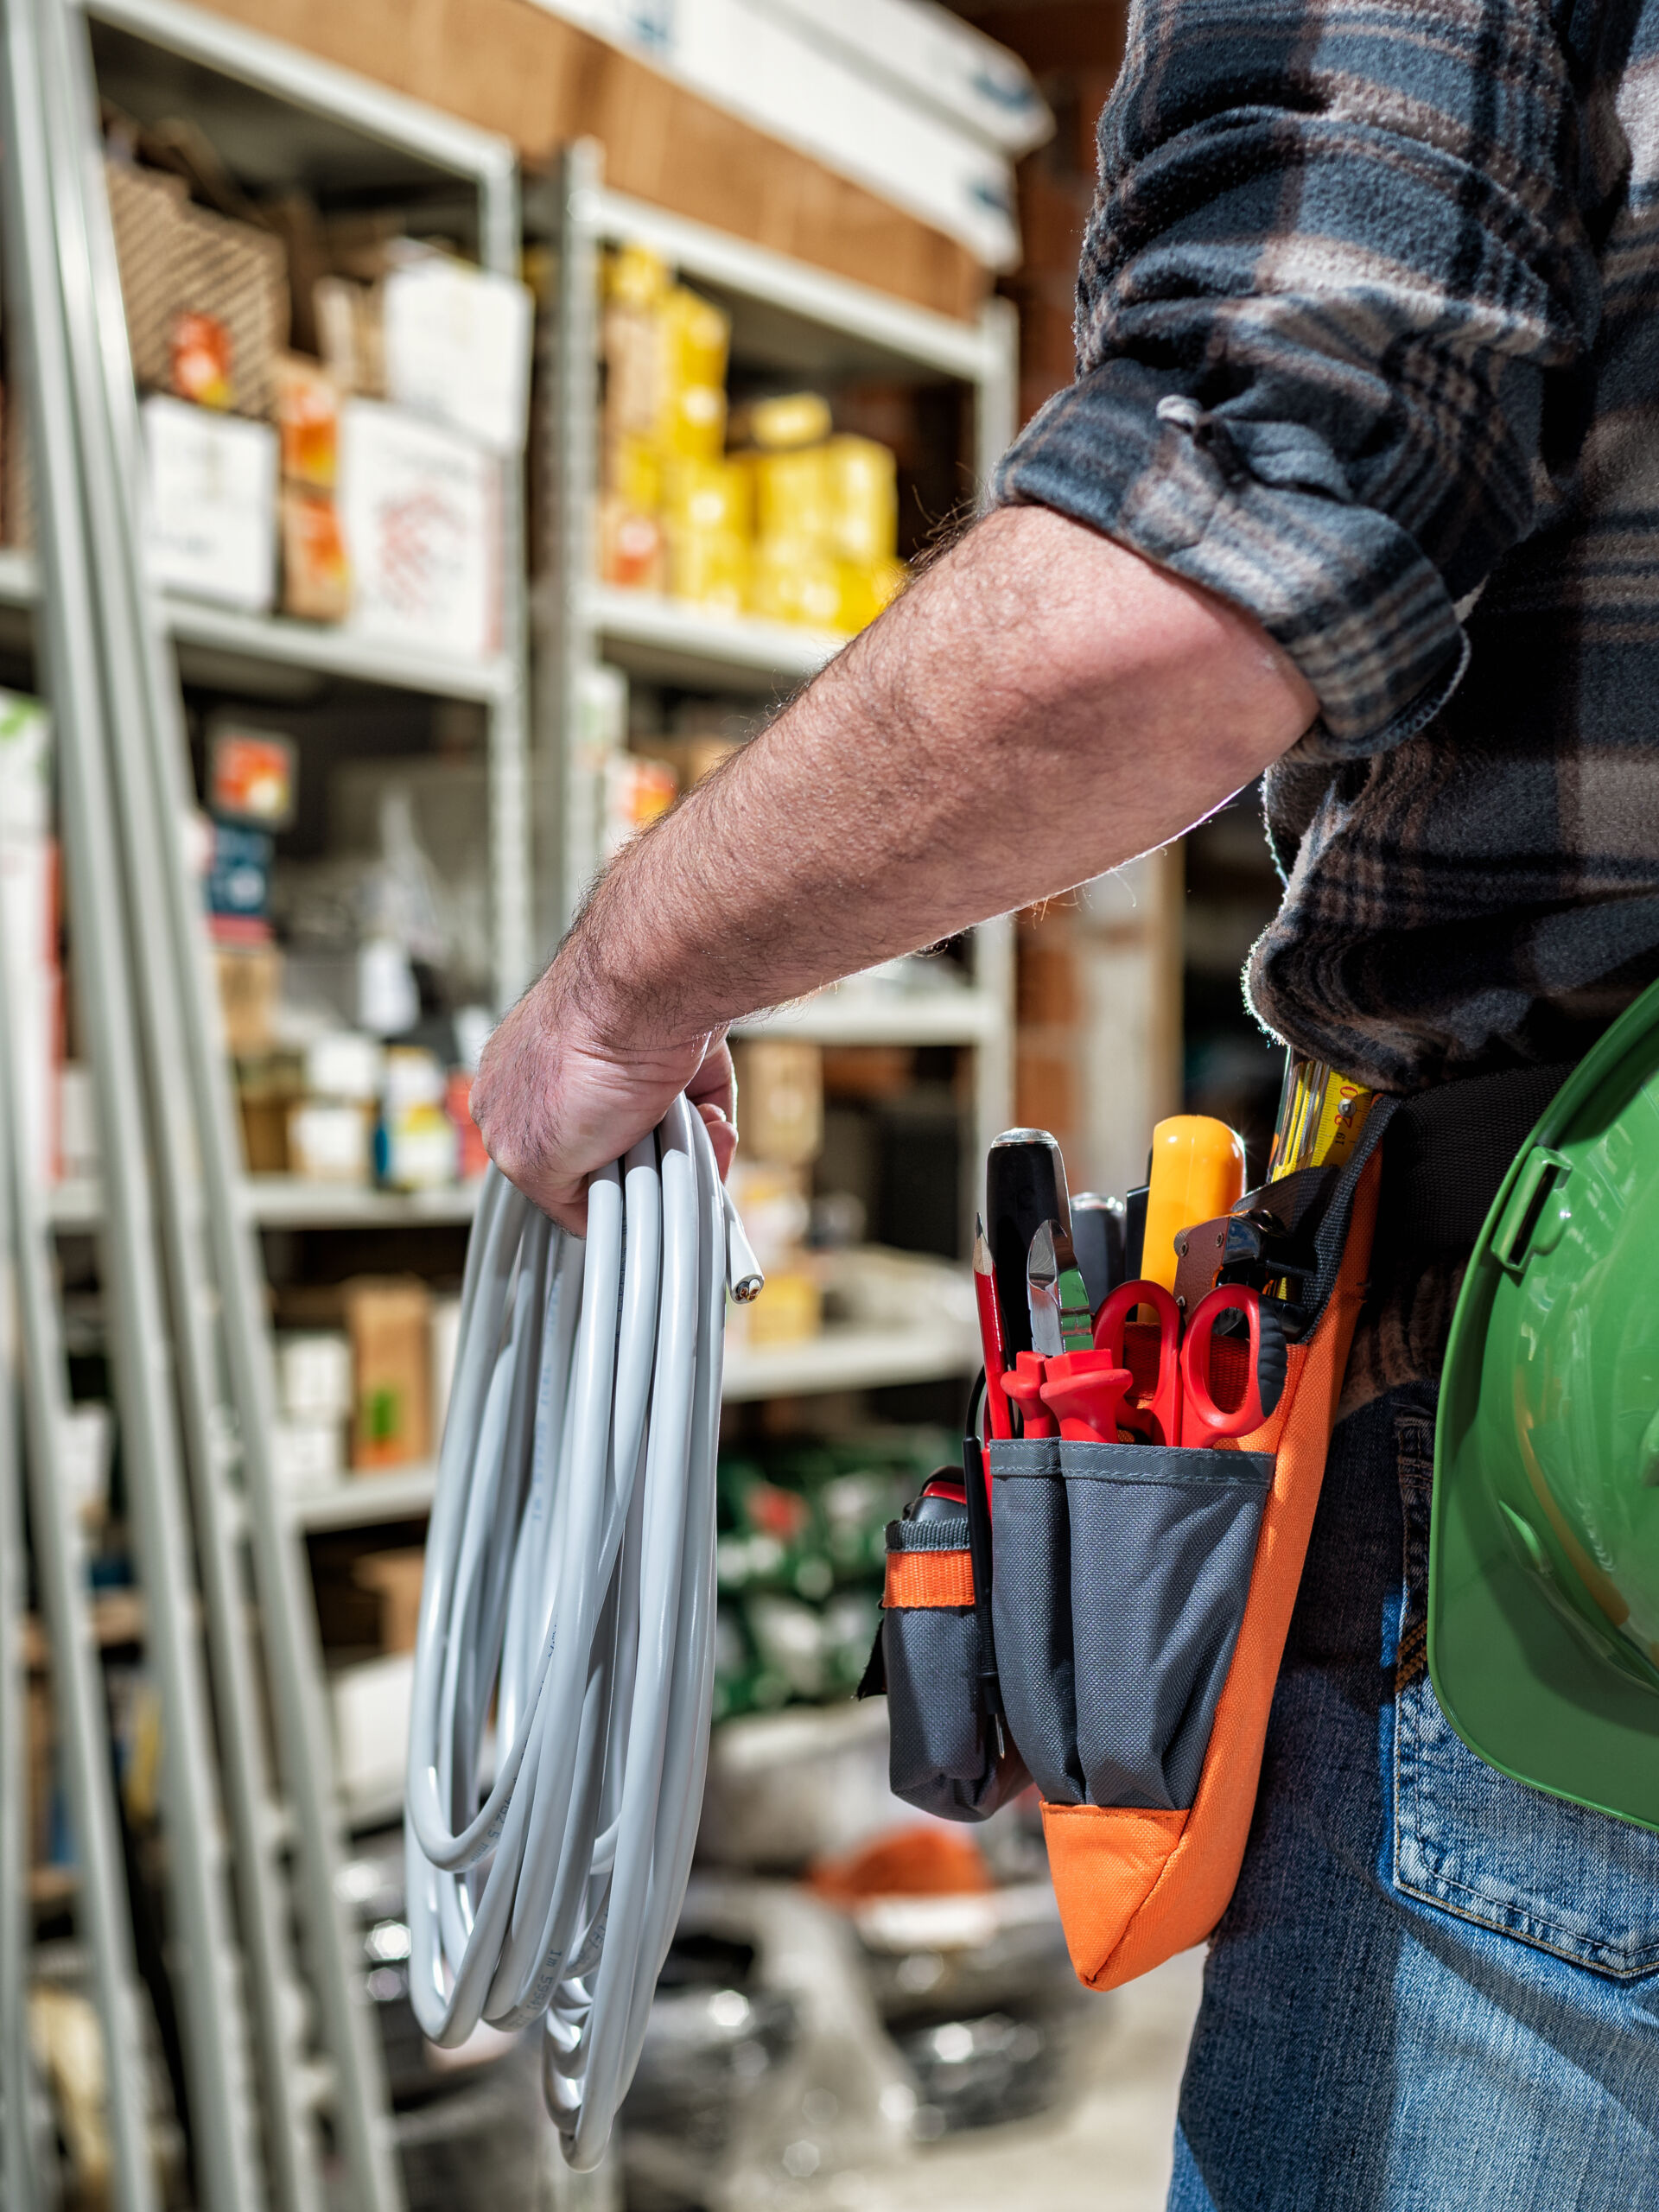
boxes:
[1170,1382,1659,2210]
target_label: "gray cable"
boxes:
[405,1096,758,2168]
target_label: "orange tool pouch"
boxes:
[877,1108,1388,1991]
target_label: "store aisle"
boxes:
[873,1948,1205,2212]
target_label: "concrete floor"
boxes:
[872,1948,1206,2212]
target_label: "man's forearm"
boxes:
[473,504,1317,1226]
[567,505,1316,1052]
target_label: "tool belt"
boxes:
[868,1055,1588,1990]
[869,1104,1390,1989]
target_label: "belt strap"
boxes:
[1380,1061,1575,1261]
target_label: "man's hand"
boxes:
[471,974,737,1235]
[477,505,1317,1228]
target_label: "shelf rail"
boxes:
[2,0,267,2202]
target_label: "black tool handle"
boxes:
[986,1128,1070,1363]
[1071,1192,1127,1311]
[1122,1181,1149,1281]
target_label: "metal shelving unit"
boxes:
[3,3,539,2206]
[537,143,1017,1336]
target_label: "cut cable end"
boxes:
[721,1185,766,1303]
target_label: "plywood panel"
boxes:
[189,0,989,320]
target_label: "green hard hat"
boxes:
[1432,976,1659,1829]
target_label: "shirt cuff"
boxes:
[992,359,1471,758]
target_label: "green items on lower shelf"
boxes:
[712,1427,950,1723]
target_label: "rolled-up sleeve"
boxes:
[994,0,1602,755]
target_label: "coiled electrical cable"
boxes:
[404,1095,761,2167]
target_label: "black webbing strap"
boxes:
[1378,1061,1577,1262]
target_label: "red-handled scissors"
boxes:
[1095,1280,1285,1446]
[1093,1281,1183,1446]
[1180,1285,1286,1442]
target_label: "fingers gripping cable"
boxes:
[404,1096,760,2166]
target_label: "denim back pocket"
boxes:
[1393,1408,1659,1978]
[990,1437,1272,1811]
[882,1507,1028,1821]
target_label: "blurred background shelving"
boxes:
[3,3,1251,2208]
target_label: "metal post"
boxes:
[0,1028,36,2212]
[0,49,156,2169]
[480,149,535,1007]
[0,882,159,2212]
[1,0,266,2201]
[44,3,407,2206]
[553,140,602,936]
[32,5,324,2204]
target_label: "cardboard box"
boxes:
[214,941,283,1056]
[732,1039,823,1167]
[382,257,534,455]
[315,276,385,398]
[107,159,289,416]
[338,401,499,661]
[741,1268,822,1349]
[143,396,278,613]
[352,1548,426,1654]
[345,1276,433,1471]
[653,734,741,791]
[273,352,340,486]
[281,486,352,622]
[330,1650,414,1808]
[725,1159,810,1274]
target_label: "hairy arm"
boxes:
[472,505,1316,1228]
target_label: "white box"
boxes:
[276,1332,354,1425]
[287,1098,372,1185]
[383,258,534,456]
[304,1030,385,1105]
[757,0,1050,156]
[142,396,278,613]
[524,0,1038,267]
[331,1650,414,1810]
[338,402,499,662]
[60,1403,113,1531]
[272,1421,345,1496]
[58,1063,97,1182]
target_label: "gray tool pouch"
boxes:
[990,1437,1272,1812]
[880,1504,1030,1822]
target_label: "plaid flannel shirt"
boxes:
[995,0,1659,1095]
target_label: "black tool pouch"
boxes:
[989,1437,1272,1810]
[873,1498,1030,1821]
